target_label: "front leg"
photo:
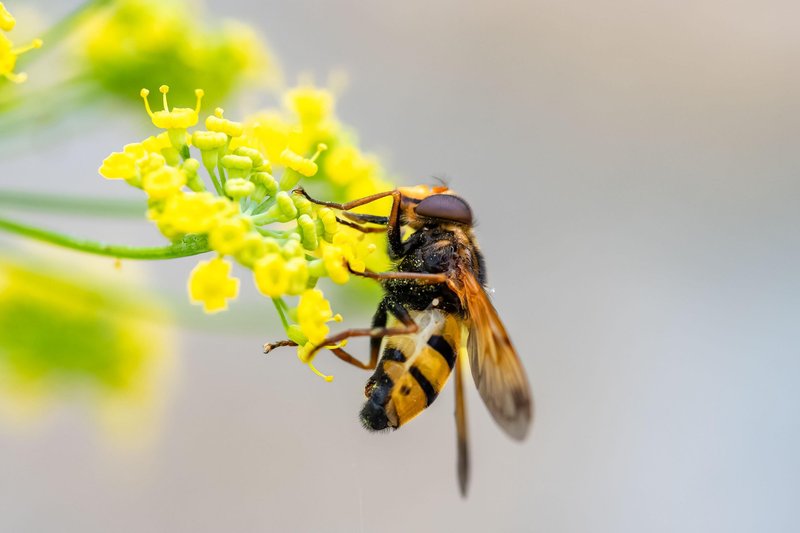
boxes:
[347,263,449,284]
[293,187,407,259]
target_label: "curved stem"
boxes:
[0,216,210,260]
[0,190,143,217]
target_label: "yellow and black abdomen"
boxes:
[361,310,461,431]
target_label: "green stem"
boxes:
[206,166,224,196]
[272,297,290,330]
[255,227,286,239]
[0,216,210,259]
[0,190,143,217]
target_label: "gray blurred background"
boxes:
[1,1,799,531]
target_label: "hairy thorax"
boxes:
[383,224,483,315]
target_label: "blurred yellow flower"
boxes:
[0,3,15,32]
[0,255,175,447]
[81,0,276,106]
[187,257,240,313]
[0,2,42,84]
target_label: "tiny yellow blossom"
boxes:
[285,257,309,295]
[324,144,379,187]
[142,166,186,199]
[296,289,333,345]
[206,108,243,137]
[158,192,234,234]
[322,245,350,284]
[224,178,255,199]
[333,231,369,272]
[141,132,173,154]
[192,130,228,151]
[141,86,204,130]
[253,253,289,297]
[232,111,290,162]
[235,232,269,267]
[296,342,334,382]
[188,257,240,313]
[285,86,334,126]
[279,143,326,178]
[0,33,43,84]
[209,216,251,256]
[0,3,16,31]
[98,151,138,181]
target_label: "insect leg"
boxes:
[324,298,388,370]
[293,187,397,211]
[303,299,416,362]
[263,339,298,353]
[455,352,470,497]
[335,216,388,234]
[293,187,406,258]
[347,265,449,284]
[341,212,389,225]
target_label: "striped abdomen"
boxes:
[360,310,461,431]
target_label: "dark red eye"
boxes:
[414,194,473,225]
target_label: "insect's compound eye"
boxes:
[414,194,473,225]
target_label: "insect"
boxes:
[264,184,533,495]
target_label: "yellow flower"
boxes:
[81,0,277,106]
[141,85,204,130]
[233,111,290,162]
[142,166,186,199]
[0,32,42,84]
[253,253,290,297]
[322,231,376,284]
[285,86,333,126]
[234,232,269,267]
[0,3,16,31]
[158,192,234,234]
[324,144,379,187]
[322,245,349,284]
[285,257,309,295]
[296,289,333,345]
[206,108,244,137]
[280,144,326,178]
[187,257,239,313]
[98,151,138,181]
[141,132,173,154]
[0,255,175,445]
[208,215,251,256]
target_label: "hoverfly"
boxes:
[265,184,533,495]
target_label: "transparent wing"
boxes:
[456,270,533,440]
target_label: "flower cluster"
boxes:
[0,255,174,445]
[100,83,394,380]
[0,2,42,83]
[81,0,275,106]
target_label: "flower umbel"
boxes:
[101,83,393,380]
[80,0,276,106]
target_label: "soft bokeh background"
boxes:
[2,1,799,531]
